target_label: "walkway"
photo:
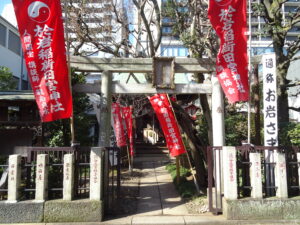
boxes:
[136,160,188,215]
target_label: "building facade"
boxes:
[0,16,29,90]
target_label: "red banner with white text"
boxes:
[149,94,186,157]
[122,106,134,156]
[208,0,249,103]
[112,103,127,147]
[12,0,72,122]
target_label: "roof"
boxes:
[0,91,35,101]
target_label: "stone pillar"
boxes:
[98,70,112,147]
[223,146,237,200]
[90,147,104,201]
[249,153,263,199]
[35,154,48,202]
[7,154,21,203]
[211,74,225,206]
[274,152,288,198]
[63,153,74,201]
[211,74,225,147]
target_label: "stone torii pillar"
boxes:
[98,70,112,147]
[211,74,225,209]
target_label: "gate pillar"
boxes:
[98,70,112,147]
[211,74,225,210]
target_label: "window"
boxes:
[8,30,21,55]
[0,24,6,47]
[162,26,172,34]
[161,45,188,57]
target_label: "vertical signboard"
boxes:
[262,53,277,195]
[263,53,278,147]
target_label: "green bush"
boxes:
[165,163,197,198]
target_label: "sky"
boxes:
[0,0,17,26]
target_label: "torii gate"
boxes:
[70,56,226,148]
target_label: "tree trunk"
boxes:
[172,102,207,188]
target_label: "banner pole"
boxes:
[247,0,252,144]
[166,95,200,193]
[64,0,76,145]
[176,156,180,185]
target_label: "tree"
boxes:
[63,0,161,58]
[43,71,94,147]
[166,0,300,144]
[0,66,17,91]
[253,0,300,126]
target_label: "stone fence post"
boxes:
[35,154,48,202]
[274,152,288,198]
[63,153,74,201]
[7,154,21,203]
[223,146,237,200]
[90,147,104,201]
[249,152,263,199]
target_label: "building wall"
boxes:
[0,16,28,90]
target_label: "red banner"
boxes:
[112,103,127,147]
[122,106,134,156]
[208,0,249,103]
[12,0,72,122]
[149,94,186,157]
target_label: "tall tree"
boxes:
[63,0,161,58]
[253,0,300,125]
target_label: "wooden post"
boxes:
[176,156,180,185]
[126,146,132,172]
[98,70,112,147]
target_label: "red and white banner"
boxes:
[208,0,249,103]
[12,0,72,122]
[112,103,127,147]
[149,94,186,157]
[122,106,134,156]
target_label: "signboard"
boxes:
[262,54,278,147]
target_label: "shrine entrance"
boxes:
[70,56,225,215]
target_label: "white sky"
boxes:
[1,1,17,27]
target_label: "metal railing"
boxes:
[103,147,121,215]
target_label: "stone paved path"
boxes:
[136,159,189,216]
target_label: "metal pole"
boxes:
[63,0,76,145]
[247,0,252,144]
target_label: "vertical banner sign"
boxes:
[148,94,186,157]
[208,0,249,103]
[12,0,72,122]
[263,54,278,147]
[112,103,127,147]
[122,106,134,156]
